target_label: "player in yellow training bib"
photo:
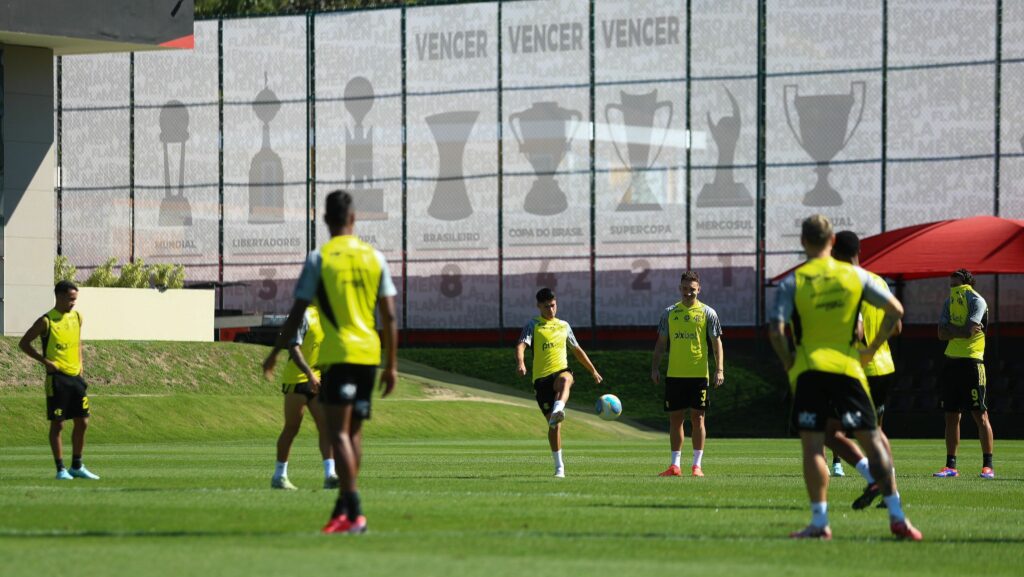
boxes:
[18,281,100,481]
[650,270,724,478]
[768,215,921,541]
[935,268,995,479]
[515,287,603,478]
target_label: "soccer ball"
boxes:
[595,394,622,421]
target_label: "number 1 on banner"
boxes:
[631,259,651,291]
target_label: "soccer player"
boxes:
[934,268,995,479]
[768,215,921,541]
[263,190,398,534]
[650,270,724,478]
[266,304,338,491]
[515,287,603,478]
[18,280,100,480]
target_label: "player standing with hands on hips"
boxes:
[650,271,724,477]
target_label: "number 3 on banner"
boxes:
[631,259,651,291]
[440,264,463,298]
[258,268,278,300]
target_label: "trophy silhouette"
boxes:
[784,81,865,207]
[158,100,193,226]
[606,90,673,212]
[248,73,285,224]
[509,101,582,216]
[426,110,478,221]
[697,87,752,208]
[344,76,386,220]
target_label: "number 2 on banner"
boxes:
[258,268,278,300]
[631,259,651,291]
[440,264,463,298]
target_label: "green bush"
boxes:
[54,255,77,284]
[115,258,150,288]
[149,263,186,290]
[83,258,119,288]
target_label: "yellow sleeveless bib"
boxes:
[317,235,383,366]
[944,285,985,360]
[530,317,572,380]
[281,306,324,384]
[666,300,712,379]
[862,271,895,377]
[43,309,82,376]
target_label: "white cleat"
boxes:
[271,475,297,490]
[553,469,565,478]
[548,410,565,429]
[831,463,845,477]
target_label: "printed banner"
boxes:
[888,1,996,67]
[60,53,131,267]
[133,21,219,268]
[406,3,499,261]
[503,257,590,328]
[314,9,403,258]
[405,260,499,329]
[222,16,309,265]
[689,254,757,326]
[222,264,301,315]
[594,1,687,257]
[594,255,686,326]
[502,0,590,260]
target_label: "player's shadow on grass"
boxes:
[592,502,806,512]
[0,530,314,538]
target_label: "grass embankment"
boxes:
[0,338,651,446]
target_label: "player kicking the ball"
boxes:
[515,287,603,478]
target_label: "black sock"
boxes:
[55,459,65,472]
[331,497,346,519]
[832,456,841,466]
[983,453,993,469]
[946,455,957,469]
[72,456,83,470]
[345,491,362,520]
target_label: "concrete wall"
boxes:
[2,45,55,336]
[75,287,215,341]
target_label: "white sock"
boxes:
[552,450,564,471]
[551,400,566,414]
[274,461,287,478]
[855,458,875,484]
[810,501,829,528]
[671,451,681,467]
[323,458,336,478]
[884,493,906,522]
[693,450,704,467]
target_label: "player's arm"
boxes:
[650,334,667,385]
[768,276,796,371]
[515,342,528,376]
[936,298,981,340]
[860,279,904,365]
[263,298,311,378]
[378,294,398,398]
[768,321,794,372]
[78,314,85,375]
[710,335,724,387]
[287,343,320,392]
[570,345,603,385]
[18,317,58,373]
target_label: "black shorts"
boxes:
[867,373,894,418]
[533,368,572,415]
[281,381,317,401]
[791,371,876,432]
[939,357,987,413]
[664,377,709,412]
[45,372,90,421]
[319,364,378,420]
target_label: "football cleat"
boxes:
[322,514,348,533]
[658,465,682,477]
[890,519,923,541]
[323,474,340,489]
[548,410,565,428]
[979,467,995,479]
[831,462,845,477]
[790,524,832,540]
[932,467,959,478]
[323,515,367,534]
[271,476,297,490]
[68,466,100,480]
[691,465,705,478]
[55,469,73,480]
[852,483,881,510]
[553,469,565,478]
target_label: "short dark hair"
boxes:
[536,287,556,303]
[325,190,353,227]
[951,268,976,286]
[801,214,833,248]
[55,280,78,295]
[680,271,700,284]
[832,230,860,261]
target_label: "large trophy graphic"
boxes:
[344,76,386,220]
[426,110,478,221]
[697,87,752,208]
[606,89,673,212]
[248,73,285,224]
[509,101,582,216]
[158,100,193,226]
[784,81,865,207]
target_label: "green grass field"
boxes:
[2,339,1022,576]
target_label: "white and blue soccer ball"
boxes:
[595,394,622,421]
